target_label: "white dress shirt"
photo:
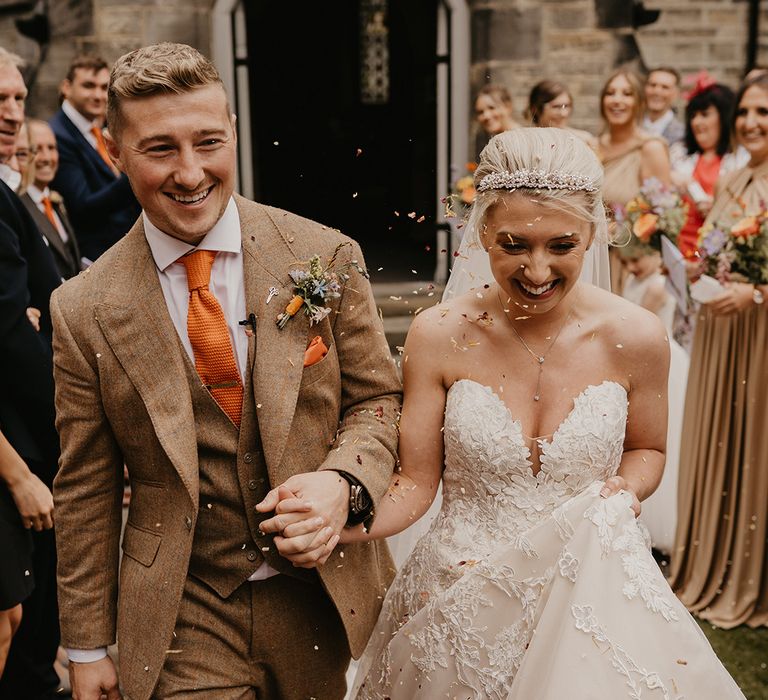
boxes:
[67,198,277,665]
[27,183,69,243]
[61,99,100,149]
[0,162,21,192]
[642,109,675,137]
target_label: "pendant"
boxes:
[538,357,544,364]
[534,395,540,401]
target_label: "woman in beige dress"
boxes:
[670,74,768,628]
[593,70,672,293]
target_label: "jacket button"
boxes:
[185,517,192,530]
[243,453,253,464]
[248,479,258,490]
[246,550,257,562]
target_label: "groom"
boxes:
[51,43,400,700]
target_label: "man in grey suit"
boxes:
[643,67,685,153]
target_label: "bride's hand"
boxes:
[599,476,641,517]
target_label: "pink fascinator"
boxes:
[684,70,717,101]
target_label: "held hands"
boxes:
[26,307,41,332]
[256,472,349,568]
[70,656,121,700]
[9,471,54,531]
[708,282,755,316]
[599,476,641,518]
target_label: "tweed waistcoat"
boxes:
[182,350,313,598]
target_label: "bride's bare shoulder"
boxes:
[405,288,491,341]
[579,283,669,356]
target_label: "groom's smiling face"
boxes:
[108,84,237,245]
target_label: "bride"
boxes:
[341,128,743,699]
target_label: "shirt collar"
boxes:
[26,183,50,204]
[643,109,674,135]
[62,99,98,138]
[144,197,241,272]
[0,163,21,192]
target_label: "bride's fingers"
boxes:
[599,476,625,498]
[274,526,334,557]
[281,516,326,539]
[275,497,314,515]
[260,510,316,534]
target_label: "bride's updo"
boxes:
[466,127,608,245]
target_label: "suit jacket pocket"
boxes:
[299,340,337,388]
[122,522,161,567]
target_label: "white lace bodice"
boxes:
[376,379,627,630]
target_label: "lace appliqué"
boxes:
[571,604,671,699]
[586,496,680,623]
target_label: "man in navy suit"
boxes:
[50,55,140,262]
[0,47,63,700]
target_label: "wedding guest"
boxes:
[475,84,520,137]
[619,239,688,555]
[526,79,591,141]
[0,47,62,700]
[50,54,140,262]
[593,69,671,293]
[672,77,747,258]
[670,73,768,628]
[19,119,81,279]
[643,67,685,151]
[11,121,30,181]
[0,428,55,680]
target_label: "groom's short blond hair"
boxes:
[107,42,225,141]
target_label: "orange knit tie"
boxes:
[90,126,115,171]
[181,250,243,427]
[41,196,57,228]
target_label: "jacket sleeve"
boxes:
[318,241,402,511]
[52,133,135,217]
[51,289,125,649]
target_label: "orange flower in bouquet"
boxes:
[632,212,659,243]
[730,216,760,242]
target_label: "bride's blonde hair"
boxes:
[466,127,608,245]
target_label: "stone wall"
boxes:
[469,0,758,141]
[0,0,213,119]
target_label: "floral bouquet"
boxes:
[276,243,367,329]
[619,178,688,252]
[696,212,768,290]
[443,162,477,218]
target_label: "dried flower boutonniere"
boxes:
[276,242,368,329]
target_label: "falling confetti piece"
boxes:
[407,212,416,219]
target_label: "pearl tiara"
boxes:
[476,169,599,193]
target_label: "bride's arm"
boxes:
[340,308,448,543]
[600,310,670,515]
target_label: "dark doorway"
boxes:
[244,1,438,280]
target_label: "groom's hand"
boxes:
[256,472,349,567]
[70,656,121,700]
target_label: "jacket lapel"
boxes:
[237,198,307,481]
[94,223,199,507]
[21,194,71,264]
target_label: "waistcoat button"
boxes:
[246,550,257,562]
[248,479,258,490]
[243,453,253,464]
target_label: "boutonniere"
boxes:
[276,242,368,329]
[49,190,63,205]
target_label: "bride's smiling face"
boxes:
[482,193,592,314]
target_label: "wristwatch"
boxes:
[335,471,374,527]
[753,287,764,305]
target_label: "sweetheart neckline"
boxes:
[448,378,628,477]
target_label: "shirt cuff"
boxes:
[67,647,108,663]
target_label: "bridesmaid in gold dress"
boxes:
[670,74,768,628]
[593,70,671,293]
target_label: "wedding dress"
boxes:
[352,379,744,699]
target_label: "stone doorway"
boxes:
[242,0,439,280]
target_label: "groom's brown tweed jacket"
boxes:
[51,196,401,699]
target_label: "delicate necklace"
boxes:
[497,288,577,402]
